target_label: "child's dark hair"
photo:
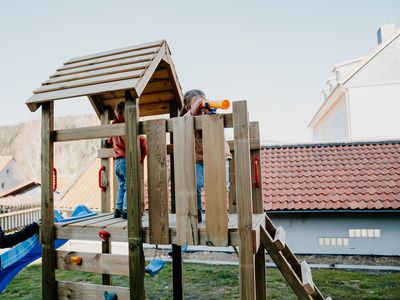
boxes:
[115,101,125,116]
[183,89,206,106]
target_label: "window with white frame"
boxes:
[349,228,381,238]
[319,237,349,247]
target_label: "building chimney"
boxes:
[377,24,396,44]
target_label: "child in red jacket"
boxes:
[109,102,147,219]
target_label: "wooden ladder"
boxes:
[259,214,331,300]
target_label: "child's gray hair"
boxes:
[183,89,206,105]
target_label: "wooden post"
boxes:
[100,110,111,214]
[100,109,112,286]
[250,121,266,299]
[255,246,266,300]
[249,122,263,214]
[172,116,198,245]
[170,99,183,300]
[169,100,178,213]
[228,157,237,213]
[41,101,56,300]
[125,90,145,300]
[233,101,256,299]
[203,115,228,246]
[147,119,169,244]
[172,244,183,300]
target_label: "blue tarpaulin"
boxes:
[0,205,95,293]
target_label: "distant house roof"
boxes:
[0,180,40,198]
[0,156,14,172]
[57,159,116,212]
[60,140,400,213]
[263,140,400,211]
[342,30,400,85]
[309,29,400,128]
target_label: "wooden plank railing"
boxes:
[0,203,41,232]
[92,102,259,249]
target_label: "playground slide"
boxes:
[0,205,96,293]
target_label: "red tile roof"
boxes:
[262,140,400,211]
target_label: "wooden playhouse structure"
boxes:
[26,40,328,299]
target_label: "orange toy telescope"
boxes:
[200,99,230,110]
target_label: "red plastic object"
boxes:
[53,168,57,191]
[99,230,110,241]
[253,158,260,188]
[140,135,147,164]
[98,165,106,192]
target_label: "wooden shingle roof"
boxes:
[26,40,183,117]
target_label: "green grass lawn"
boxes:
[2,263,400,299]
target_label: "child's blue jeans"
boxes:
[115,157,127,211]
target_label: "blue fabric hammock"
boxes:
[0,205,96,293]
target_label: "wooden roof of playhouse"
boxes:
[26,40,183,118]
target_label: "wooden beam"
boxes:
[35,70,144,94]
[169,100,179,214]
[41,101,56,300]
[55,54,153,76]
[54,113,233,143]
[56,47,157,71]
[64,40,163,64]
[147,119,169,244]
[54,123,125,142]
[228,157,237,213]
[255,246,266,300]
[125,91,145,300]
[228,137,260,152]
[203,115,228,246]
[57,251,128,275]
[249,122,263,213]
[233,100,255,299]
[27,78,139,104]
[135,44,167,96]
[55,213,266,246]
[173,116,198,245]
[100,112,111,213]
[100,111,112,286]
[57,281,130,300]
[142,80,173,94]
[172,244,183,300]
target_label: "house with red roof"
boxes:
[309,24,400,142]
[264,139,400,256]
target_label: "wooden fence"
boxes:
[0,203,41,233]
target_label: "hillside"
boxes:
[0,115,100,181]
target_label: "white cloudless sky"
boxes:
[1,0,399,142]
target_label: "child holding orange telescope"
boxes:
[180,89,231,223]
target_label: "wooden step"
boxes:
[301,261,315,295]
[263,214,326,299]
[259,226,312,299]
[273,226,286,251]
[57,281,129,300]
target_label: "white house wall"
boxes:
[348,85,400,139]
[0,160,19,192]
[345,34,400,87]
[270,212,400,255]
[313,96,349,141]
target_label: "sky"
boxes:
[1,0,399,143]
